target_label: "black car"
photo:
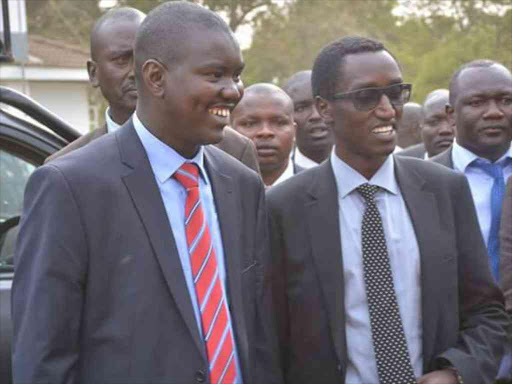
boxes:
[0,86,80,383]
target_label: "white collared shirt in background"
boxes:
[105,107,122,133]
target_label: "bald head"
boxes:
[231,83,296,186]
[90,7,145,60]
[135,1,235,85]
[421,89,454,157]
[396,102,423,148]
[282,70,312,95]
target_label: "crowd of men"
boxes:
[11,1,512,384]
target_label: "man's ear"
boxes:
[87,59,99,88]
[316,96,334,125]
[446,103,456,127]
[142,59,166,98]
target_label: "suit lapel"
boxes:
[204,147,250,379]
[306,161,347,370]
[431,147,454,169]
[117,122,206,360]
[394,157,444,367]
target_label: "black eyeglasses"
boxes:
[332,83,412,111]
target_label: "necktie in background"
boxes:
[357,183,416,384]
[174,163,237,384]
[473,159,505,281]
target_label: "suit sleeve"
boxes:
[500,178,512,316]
[239,139,261,176]
[437,174,509,384]
[252,180,283,384]
[12,165,87,384]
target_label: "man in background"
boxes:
[399,89,455,159]
[45,7,260,174]
[431,60,512,282]
[395,102,422,151]
[231,83,299,187]
[282,70,334,169]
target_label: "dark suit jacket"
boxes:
[430,147,454,168]
[267,156,508,384]
[397,143,426,159]
[45,124,261,174]
[501,178,512,315]
[12,121,281,384]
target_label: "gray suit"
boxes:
[12,121,281,384]
[397,143,426,159]
[45,124,261,175]
[267,155,508,384]
[430,147,454,168]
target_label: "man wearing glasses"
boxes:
[267,36,508,384]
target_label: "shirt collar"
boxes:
[272,159,294,187]
[105,107,122,134]
[294,147,320,168]
[452,139,512,172]
[132,112,207,184]
[331,150,398,199]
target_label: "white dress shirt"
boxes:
[105,107,122,133]
[451,140,512,247]
[331,151,423,383]
[294,147,320,169]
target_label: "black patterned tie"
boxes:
[357,183,416,384]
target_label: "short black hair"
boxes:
[312,36,394,100]
[448,59,499,106]
[134,1,234,83]
[90,7,145,59]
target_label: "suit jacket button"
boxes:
[195,370,206,383]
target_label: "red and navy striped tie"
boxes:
[174,163,237,384]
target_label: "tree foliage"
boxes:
[243,0,512,103]
[25,0,512,105]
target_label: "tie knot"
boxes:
[356,183,380,202]
[173,163,200,189]
[473,159,503,180]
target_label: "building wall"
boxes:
[29,82,90,134]
[1,79,90,134]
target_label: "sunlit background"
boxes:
[1,0,511,134]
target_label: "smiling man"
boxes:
[267,37,508,384]
[231,83,299,187]
[12,2,281,384]
[45,7,260,174]
[282,70,334,169]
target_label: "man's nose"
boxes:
[374,94,396,120]
[221,79,243,102]
[483,99,505,119]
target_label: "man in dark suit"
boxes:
[12,2,281,383]
[45,7,260,174]
[230,83,302,187]
[399,89,454,159]
[267,36,508,384]
[282,70,334,169]
[431,60,512,282]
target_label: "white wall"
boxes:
[14,81,90,134]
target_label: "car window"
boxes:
[0,149,35,223]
